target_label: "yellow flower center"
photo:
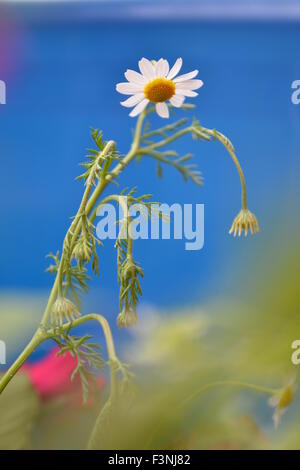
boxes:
[144,78,175,103]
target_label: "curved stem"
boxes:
[145,379,278,449]
[0,330,45,394]
[141,118,188,141]
[0,114,145,396]
[41,140,117,327]
[65,111,146,255]
[64,314,122,451]
[203,129,248,209]
[65,313,117,364]
[85,111,146,216]
[139,121,248,210]
[145,127,192,151]
[180,380,278,409]
[58,313,120,403]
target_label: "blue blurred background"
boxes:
[0,0,300,346]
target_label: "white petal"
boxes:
[155,58,169,77]
[170,94,185,108]
[176,79,203,90]
[162,59,170,76]
[167,58,183,80]
[138,58,156,80]
[121,93,145,108]
[155,102,169,118]
[175,89,198,97]
[129,98,149,117]
[116,82,144,95]
[174,70,199,83]
[125,69,147,85]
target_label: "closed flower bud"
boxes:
[229,208,259,237]
[72,237,92,265]
[117,308,138,328]
[51,297,80,326]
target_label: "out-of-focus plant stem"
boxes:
[180,380,279,408]
[145,380,279,449]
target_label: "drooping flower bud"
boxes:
[72,237,92,265]
[51,297,80,326]
[229,209,259,237]
[117,308,138,328]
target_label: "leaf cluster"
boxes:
[54,327,104,403]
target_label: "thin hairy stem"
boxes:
[180,380,279,409]
[66,111,146,254]
[85,111,146,215]
[145,379,279,449]
[203,128,248,209]
[141,118,188,141]
[143,127,193,151]
[139,121,248,210]
[59,313,120,394]
[0,330,44,393]
[41,140,117,326]
[43,111,146,326]
[0,113,146,396]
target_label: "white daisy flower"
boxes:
[116,57,203,119]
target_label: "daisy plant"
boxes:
[0,57,291,449]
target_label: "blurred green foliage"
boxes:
[0,228,299,449]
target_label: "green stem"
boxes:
[85,111,145,213]
[41,140,117,327]
[0,330,45,394]
[61,313,119,395]
[66,313,117,362]
[145,127,192,151]
[137,147,189,173]
[145,379,278,449]
[180,380,278,409]
[141,118,188,141]
[67,314,121,451]
[0,113,146,396]
[66,111,146,255]
[203,128,248,210]
[139,122,248,210]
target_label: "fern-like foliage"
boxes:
[53,328,104,403]
[77,128,121,187]
[138,116,204,186]
[73,214,102,276]
[46,250,90,308]
[116,237,143,325]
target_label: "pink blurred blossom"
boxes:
[22,347,105,402]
